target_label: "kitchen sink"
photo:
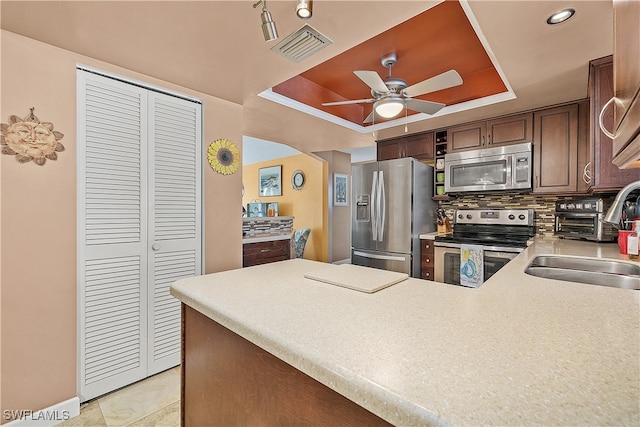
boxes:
[525,256,640,290]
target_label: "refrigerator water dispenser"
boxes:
[356,195,370,222]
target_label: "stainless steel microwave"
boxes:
[444,142,532,193]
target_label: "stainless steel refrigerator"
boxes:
[351,157,436,278]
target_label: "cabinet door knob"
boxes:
[152,243,161,251]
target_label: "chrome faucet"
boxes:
[603,180,640,228]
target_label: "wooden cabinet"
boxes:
[182,305,391,426]
[243,239,290,267]
[447,113,532,153]
[588,56,640,191]
[420,240,435,281]
[611,0,640,168]
[377,132,433,161]
[377,138,404,161]
[533,102,589,194]
[487,113,533,147]
[448,121,486,152]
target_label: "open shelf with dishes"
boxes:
[433,130,447,199]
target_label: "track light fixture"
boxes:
[296,0,313,19]
[253,0,278,42]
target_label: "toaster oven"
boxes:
[554,198,616,242]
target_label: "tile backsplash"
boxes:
[438,192,589,236]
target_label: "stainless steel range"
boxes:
[434,208,536,286]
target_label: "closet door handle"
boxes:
[152,243,161,251]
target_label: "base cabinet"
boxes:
[243,239,290,267]
[181,305,391,426]
[420,240,435,280]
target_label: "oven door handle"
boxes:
[434,242,462,249]
[435,241,525,253]
[483,251,519,260]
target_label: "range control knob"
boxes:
[508,214,515,220]
[519,214,526,220]
[458,214,464,219]
[466,214,473,220]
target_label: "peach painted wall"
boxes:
[0,30,243,418]
[315,150,352,263]
[243,154,328,262]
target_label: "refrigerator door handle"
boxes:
[352,250,407,262]
[371,171,378,241]
[378,170,385,241]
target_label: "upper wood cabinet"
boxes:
[487,113,533,147]
[377,132,434,161]
[533,102,589,194]
[588,56,640,191]
[447,121,486,152]
[447,113,532,153]
[611,0,640,168]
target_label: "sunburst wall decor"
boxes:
[0,108,65,166]
[207,138,240,175]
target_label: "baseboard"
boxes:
[3,396,80,426]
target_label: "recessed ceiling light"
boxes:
[546,8,575,25]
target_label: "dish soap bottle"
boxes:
[628,220,640,260]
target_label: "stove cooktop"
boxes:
[435,208,536,248]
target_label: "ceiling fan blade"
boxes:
[403,70,463,97]
[405,98,446,115]
[322,98,375,106]
[353,70,389,93]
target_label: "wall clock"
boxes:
[291,170,305,190]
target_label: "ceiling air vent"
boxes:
[272,24,332,63]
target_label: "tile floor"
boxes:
[61,366,180,427]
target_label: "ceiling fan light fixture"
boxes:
[296,0,312,19]
[374,98,404,119]
[546,8,575,25]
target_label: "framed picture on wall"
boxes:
[334,173,348,206]
[259,165,282,197]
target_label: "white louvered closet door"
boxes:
[77,69,202,401]
[147,92,201,375]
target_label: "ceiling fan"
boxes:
[321,53,463,123]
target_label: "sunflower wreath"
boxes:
[207,138,240,175]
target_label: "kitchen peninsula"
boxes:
[171,237,639,426]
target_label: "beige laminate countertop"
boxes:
[170,236,639,426]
